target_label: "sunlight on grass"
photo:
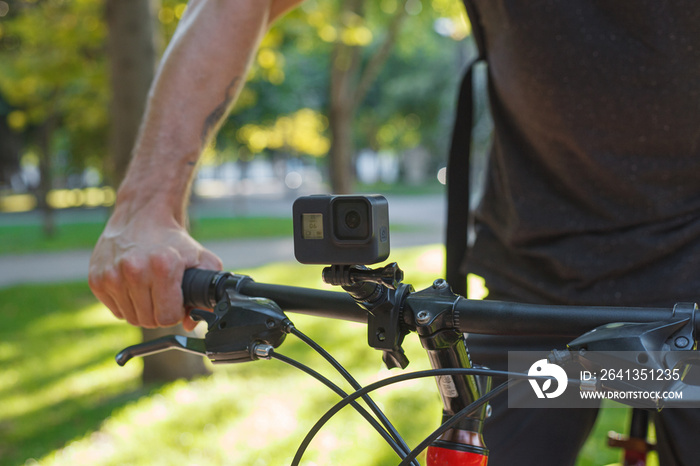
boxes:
[7,303,141,420]
[39,369,441,465]
[37,358,443,465]
[0,283,143,465]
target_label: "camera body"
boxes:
[293,194,390,265]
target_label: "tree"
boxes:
[0,0,109,234]
[212,0,468,194]
[357,2,472,167]
[0,94,23,187]
[0,0,208,382]
[331,0,471,191]
[325,0,407,193]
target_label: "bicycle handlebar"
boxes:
[182,268,694,337]
[183,268,366,322]
[452,299,678,336]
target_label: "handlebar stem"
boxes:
[406,279,490,455]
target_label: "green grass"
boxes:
[356,180,445,196]
[0,217,293,256]
[0,282,144,465]
[1,246,659,466]
[0,215,423,256]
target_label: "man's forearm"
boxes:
[117,0,302,223]
[89,0,304,329]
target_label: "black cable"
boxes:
[289,326,416,464]
[292,367,533,464]
[397,380,515,466]
[268,350,411,464]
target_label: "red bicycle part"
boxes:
[426,445,488,465]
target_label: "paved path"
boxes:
[0,194,445,288]
[0,232,441,288]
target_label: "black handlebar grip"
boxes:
[182,268,230,309]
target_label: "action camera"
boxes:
[292,195,390,265]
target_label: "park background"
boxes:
[0,0,649,465]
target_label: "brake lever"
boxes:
[116,291,292,366]
[116,335,206,366]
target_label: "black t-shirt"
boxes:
[464,0,700,306]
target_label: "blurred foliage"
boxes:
[211,0,472,173]
[0,0,470,189]
[355,0,471,157]
[0,0,109,174]
[237,108,331,157]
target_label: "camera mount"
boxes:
[322,262,412,370]
[322,263,404,290]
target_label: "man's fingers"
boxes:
[89,284,123,320]
[88,265,122,317]
[198,247,223,272]
[151,252,187,327]
[118,256,158,327]
[152,279,186,327]
[182,314,199,332]
[127,286,158,328]
[94,267,139,324]
[110,288,139,326]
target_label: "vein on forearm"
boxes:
[201,76,240,145]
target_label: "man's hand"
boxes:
[88,203,222,331]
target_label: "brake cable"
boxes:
[290,368,538,466]
[268,350,415,464]
[288,326,416,462]
[398,380,514,466]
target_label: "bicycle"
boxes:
[115,195,700,466]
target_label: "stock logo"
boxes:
[528,359,568,399]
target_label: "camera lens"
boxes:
[345,210,362,229]
[332,198,370,241]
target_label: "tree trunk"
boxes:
[328,13,362,195]
[37,117,56,237]
[106,0,157,184]
[328,78,355,194]
[0,104,22,186]
[106,0,209,383]
[327,0,407,194]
